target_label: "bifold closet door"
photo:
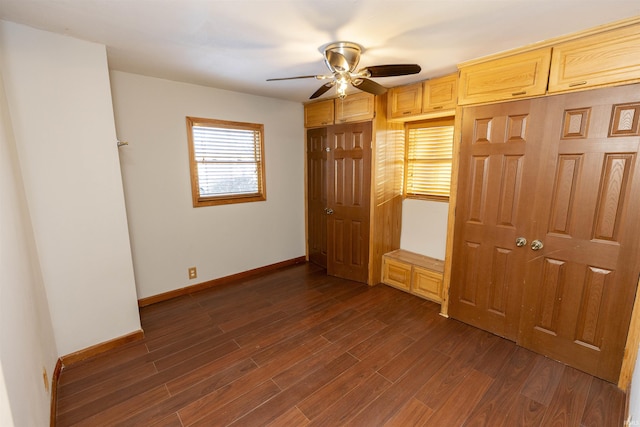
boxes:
[448,98,548,341]
[450,84,640,383]
[518,85,640,383]
[327,122,372,283]
[307,127,328,268]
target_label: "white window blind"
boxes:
[405,118,454,201]
[186,117,265,207]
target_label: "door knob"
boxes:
[531,240,544,251]
[515,237,527,247]
[325,208,334,215]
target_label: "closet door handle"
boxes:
[515,237,527,247]
[531,240,544,251]
[325,208,334,215]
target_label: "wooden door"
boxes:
[307,128,328,268]
[327,122,372,283]
[518,85,640,383]
[449,98,547,340]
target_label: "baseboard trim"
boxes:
[50,358,63,426]
[138,256,307,307]
[59,329,145,367]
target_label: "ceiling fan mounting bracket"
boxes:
[323,41,362,73]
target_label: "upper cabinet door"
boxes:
[548,23,640,93]
[304,99,334,128]
[458,48,552,105]
[335,92,375,124]
[388,82,423,118]
[423,73,458,113]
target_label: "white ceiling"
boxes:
[1,0,639,103]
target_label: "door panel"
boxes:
[307,128,328,268]
[327,122,372,283]
[519,85,640,382]
[451,84,640,383]
[449,99,546,340]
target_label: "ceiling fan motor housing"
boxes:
[323,41,362,73]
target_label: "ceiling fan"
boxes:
[267,41,421,100]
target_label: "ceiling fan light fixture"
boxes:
[336,76,349,99]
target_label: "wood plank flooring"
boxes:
[55,262,626,426]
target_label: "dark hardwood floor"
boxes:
[55,262,626,426]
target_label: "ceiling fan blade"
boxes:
[266,75,319,81]
[363,64,422,77]
[353,78,387,95]
[310,82,335,99]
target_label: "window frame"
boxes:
[404,117,455,202]
[186,116,266,207]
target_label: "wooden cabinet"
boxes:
[305,93,375,128]
[335,92,375,123]
[388,82,423,119]
[548,23,640,93]
[458,48,552,105]
[381,249,443,303]
[388,74,458,120]
[304,99,334,128]
[423,73,458,113]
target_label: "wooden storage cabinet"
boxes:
[304,99,334,128]
[412,266,442,301]
[423,73,458,113]
[458,48,552,105]
[335,92,375,123]
[548,23,640,93]
[388,82,423,118]
[381,249,444,303]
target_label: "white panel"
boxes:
[110,71,306,299]
[0,21,141,356]
[400,199,449,260]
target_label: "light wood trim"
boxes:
[458,16,640,69]
[60,330,144,367]
[186,117,266,207]
[619,277,640,390]
[50,358,63,427]
[440,105,464,317]
[138,256,306,306]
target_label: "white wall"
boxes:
[0,69,58,427]
[400,199,449,260]
[110,71,305,299]
[0,21,141,356]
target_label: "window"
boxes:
[405,117,455,201]
[186,117,266,207]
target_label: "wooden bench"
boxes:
[381,249,444,303]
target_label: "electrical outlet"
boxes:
[188,267,197,279]
[42,367,49,393]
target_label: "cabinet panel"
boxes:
[389,82,423,118]
[335,92,375,123]
[549,23,640,93]
[412,267,442,302]
[458,48,552,105]
[423,73,458,112]
[382,258,411,291]
[304,100,334,128]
